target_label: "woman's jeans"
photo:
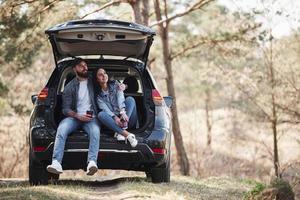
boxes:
[52,117,100,164]
[98,96,138,134]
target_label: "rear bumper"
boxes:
[32,141,166,171]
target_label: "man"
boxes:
[96,68,138,147]
[47,58,100,176]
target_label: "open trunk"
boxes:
[46,20,156,138]
[53,61,152,137]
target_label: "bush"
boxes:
[244,178,295,200]
[244,182,266,200]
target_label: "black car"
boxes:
[29,19,173,185]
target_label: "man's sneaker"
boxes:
[47,160,63,174]
[126,133,138,147]
[114,133,125,141]
[86,160,98,176]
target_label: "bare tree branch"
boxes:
[28,0,62,19]
[216,63,272,120]
[260,140,274,161]
[276,103,300,119]
[272,66,300,94]
[148,57,155,66]
[150,0,214,27]
[80,0,124,19]
[170,23,260,60]
[9,0,38,7]
[280,160,300,177]
[277,119,300,124]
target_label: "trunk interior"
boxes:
[53,63,150,138]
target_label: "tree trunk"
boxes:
[271,117,279,177]
[268,32,280,178]
[128,0,142,24]
[153,0,190,175]
[141,0,149,26]
[205,89,212,148]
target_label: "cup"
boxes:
[120,115,128,130]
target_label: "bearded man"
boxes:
[47,58,100,176]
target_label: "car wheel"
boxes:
[29,150,49,185]
[48,172,59,183]
[145,171,152,180]
[150,151,170,183]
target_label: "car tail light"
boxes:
[152,89,163,106]
[33,146,46,152]
[151,148,166,154]
[38,87,48,100]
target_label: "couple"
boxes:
[47,58,138,176]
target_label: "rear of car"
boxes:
[29,19,172,185]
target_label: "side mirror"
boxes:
[163,96,173,108]
[31,94,38,104]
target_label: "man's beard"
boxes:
[77,71,88,78]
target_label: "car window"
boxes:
[58,67,75,93]
[121,77,143,94]
[58,66,143,95]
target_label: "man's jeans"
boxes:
[98,96,138,134]
[52,117,100,164]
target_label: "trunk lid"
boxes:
[45,19,155,66]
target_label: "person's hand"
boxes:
[118,83,126,91]
[75,114,92,122]
[114,116,123,127]
[121,113,129,122]
[85,113,92,118]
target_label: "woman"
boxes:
[96,68,138,147]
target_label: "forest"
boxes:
[0,0,299,199]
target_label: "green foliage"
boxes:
[0,80,8,97]
[243,178,295,200]
[0,13,34,39]
[218,5,229,15]
[0,6,35,64]
[240,179,261,185]
[243,182,266,200]
[269,178,295,198]
[233,12,241,19]
[0,0,75,70]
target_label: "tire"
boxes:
[149,151,171,183]
[48,173,59,183]
[29,150,49,185]
[145,171,152,180]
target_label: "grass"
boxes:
[243,182,266,200]
[118,176,256,200]
[0,176,257,200]
[0,184,86,200]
